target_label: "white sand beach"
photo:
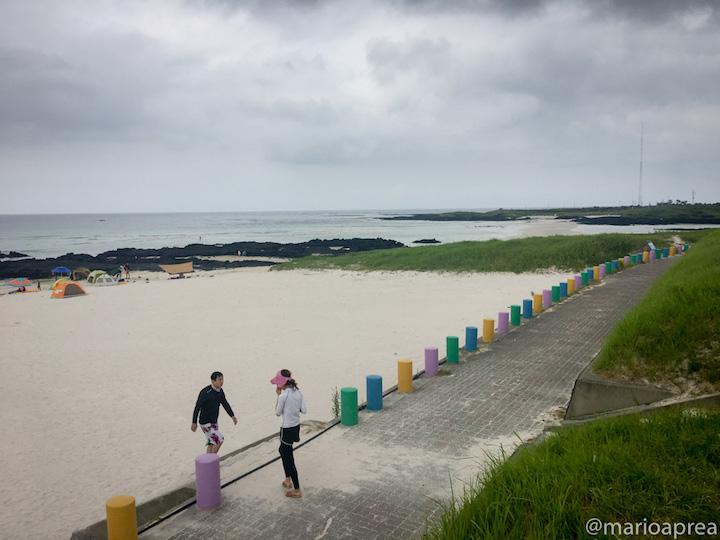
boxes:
[0,257,569,539]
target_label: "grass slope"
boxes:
[424,410,720,540]
[276,233,685,273]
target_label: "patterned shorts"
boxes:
[200,423,224,446]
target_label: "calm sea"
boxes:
[0,210,710,260]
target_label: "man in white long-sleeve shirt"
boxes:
[272,369,307,498]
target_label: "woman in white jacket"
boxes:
[272,369,307,498]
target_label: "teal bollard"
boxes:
[447,336,459,363]
[510,305,521,326]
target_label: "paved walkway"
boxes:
[142,257,675,540]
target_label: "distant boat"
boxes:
[99,219,106,222]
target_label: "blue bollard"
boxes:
[559,282,568,298]
[465,326,478,352]
[522,299,533,319]
[366,375,383,411]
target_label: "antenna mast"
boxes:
[638,125,644,206]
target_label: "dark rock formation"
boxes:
[412,239,441,244]
[0,238,405,280]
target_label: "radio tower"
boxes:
[638,125,644,206]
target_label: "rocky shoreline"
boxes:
[0,238,405,280]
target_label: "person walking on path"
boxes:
[272,369,307,498]
[192,371,237,454]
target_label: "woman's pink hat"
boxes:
[271,370,292,388]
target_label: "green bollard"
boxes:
[340,387,358,426]
[446,336,459,363]
[510,305,521,326]
[581,271,588,286]
[551,285,559,303]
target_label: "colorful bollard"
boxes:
[551,285,560,302]
[366,375,383,411]
[195,454,221,510]
[522,299,533,319]
[510,305,521,326]
[581,271,588,286]
[447,336,459,363]
[611,260,618,272]
[574,275,582,291]
[593,266,600,280]
[341,387,358,425]
[498,311,509,334]
[670,246,676,257]
[649,250,656,261]
[533,293,543,313]
[624,256,631,265]
[465,326,478,352]
[599,265,606,278]
[559,282,568,298]
[631,254,637,264]
[425,347,439,376]
[662,247,669,258]
[568,277,575,295]
[106,495,138,540]
[398,359,412,392]
[542,289,551,308]
[642,251,649,262]
[483,318,494,343]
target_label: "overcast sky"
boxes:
[1,0,718,214]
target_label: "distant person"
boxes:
[192,372,238,454]
[272,369,307,498]
[125,264,130,281]
[37,279,41,290]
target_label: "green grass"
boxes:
[424,409,720,540]
[593,229,720,390]
[275,233,684,274]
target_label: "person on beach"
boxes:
[192,372,238,454]
[272,369,307,498]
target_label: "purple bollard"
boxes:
[649,250,656,261]
[498,311,509,334]
[195,454,221,510]
[542,289,551,308]
[425,347,439,376]
[575,275,582,290]
[599,265,606,278]
[624,256,630,265]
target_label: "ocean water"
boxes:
[0,210,713,260]
[0,209,507,259]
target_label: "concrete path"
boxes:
[142,257,675,540]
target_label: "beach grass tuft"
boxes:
[423,409,720,540]
[593,229,720,391]
[275,233,692,274]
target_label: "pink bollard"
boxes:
[542,289,551,308]
[498,311,509,334]
[195,454,221,510]
[678,245,684,254]
[425,347,439,376]
[575,275,582,290]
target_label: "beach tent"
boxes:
[72,268,90,281]
[10,278,32,287]
[51,282,87,299]
[87,270,107,283]
[158,262,194,276]
[51,277,70,290]
[94,274,116,286]
[52,266,71,277]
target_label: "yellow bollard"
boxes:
[398,359,412,392]
[567,277,575,294]
[593,266,601,280]
[483,318,494,343]
[642,251,649,263]
[533,293,543,313]
[106,495,138,540]
[670,246,676,257]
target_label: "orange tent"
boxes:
[51,282,87,299]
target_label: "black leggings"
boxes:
[279,425,300,489]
